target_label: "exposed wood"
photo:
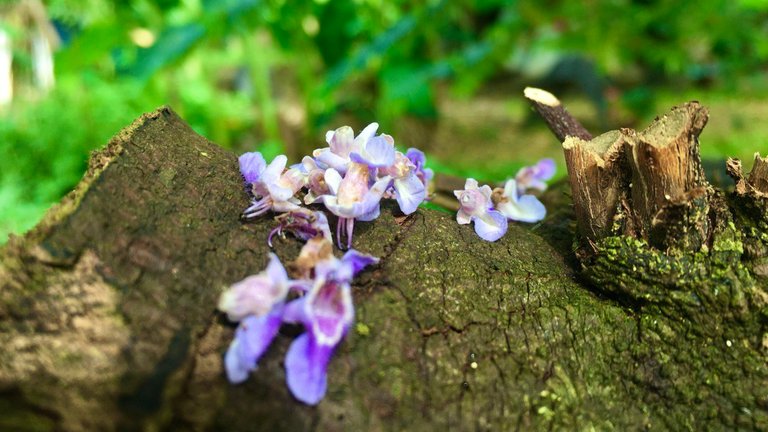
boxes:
[623,102,710,250]
[728,153,768,198]
[748,153,768,194]
[562,130,627,245]
[726,154,768,270]
[530,89,713,253]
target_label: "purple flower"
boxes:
[224,307,284,383]
[349,133,396,169]
[405,148,434,187]
[295,156,330,205]
[218,253,291,322]
[282,249,378,404]
[454,178,508,242]
[220,240,378,395]
[268,208,332,247]
[239,152,267,185]
[239,153,303,219]
[380,152,427,215]
[313,123,395,174]
[515,158,555,193]
[492,179,546,223]
[318,162,392,249]
[220,253,300,384]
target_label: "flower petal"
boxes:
[478,184,493,200]
[315,150,349,173]
[267,182,295,203]
[405,148,426,167]
[336,163,370,205]
[219,255,290,321]
[355,175,391,220]
[455,187,489,218]
[239,152,266,184]
[498,194,547,223]
[265,253,288,286]
[421,167,434,184]
[322,198,356,219]
[369,174,393,197]
[219,274,273,321]
[456,209,472,225]
[329,126,355,157]
[263,155,288,182]
[350,135,395,168]
[340,250,379,279]
[314,211,333,241]
[355,203,380,222]
[224,311,283,383]
[473,209,508,241]
[535,158,556,180]
[282,296,307,324]
[353,122,379,148]
[240,310,283,359]
[301,155,318,172]
[324,169,343,195]
[285,333,335,405]
[270,198,302,213]
[306,279,354,346]
[224,338,249,384]
[516,158,556,192]
[503,179,519,202]
[394,174,426,215]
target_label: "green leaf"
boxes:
[122,23,206,80]
[322,15,417,91]
[202,0,261,15]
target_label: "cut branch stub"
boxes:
[727,153,768,272]
[728,153,768,198]
[524,87,593,142]
[748,153,768,195]
[528,87,715,254]
[562,130,627,245]
[624,102,711,250]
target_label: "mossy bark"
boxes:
[1,107,766,431]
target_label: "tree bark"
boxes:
[1,107,766,431]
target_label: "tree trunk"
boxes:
[1,107,766,431]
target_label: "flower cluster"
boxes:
[454,158,554,241]
[225,122,554,405]
[219,237,377,405]
[239,123,433,249]
[223,123,432,405]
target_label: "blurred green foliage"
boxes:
[2,0,768,240]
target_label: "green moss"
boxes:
[355,323,371,337]
[577,209,768,429]
[585,218,757,318]
[0,403,55,432]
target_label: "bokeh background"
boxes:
[2,0,768,242]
